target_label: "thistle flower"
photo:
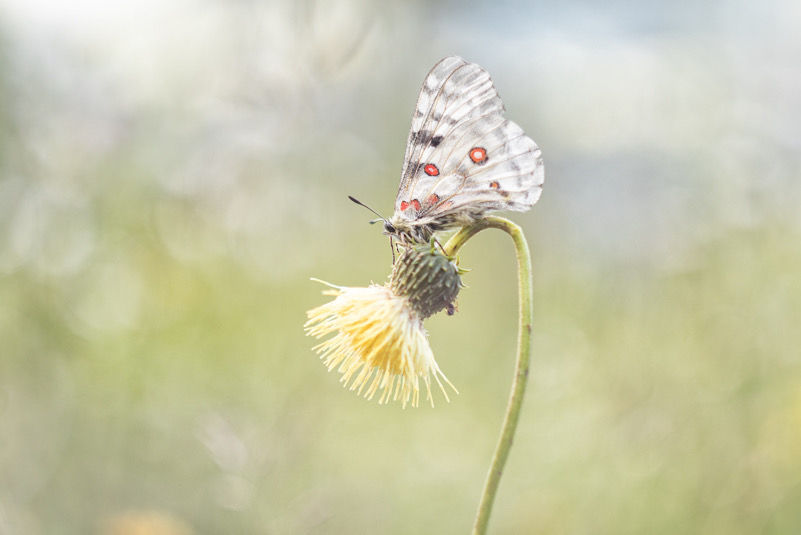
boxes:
[305,245,463,408]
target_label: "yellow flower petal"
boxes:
[305,284,457,408]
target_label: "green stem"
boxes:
[443,217,534,535]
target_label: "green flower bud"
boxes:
[389,245,463,319]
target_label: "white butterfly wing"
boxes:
[415,117,543,220]
[394,56,543,228]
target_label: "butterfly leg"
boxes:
[429,235,448,257]
[391,235,409,264]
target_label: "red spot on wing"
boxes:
[489,181,500,189]
[401,199,422,211]
[426,193,439,205]
[424,164,439,176]
[469,147,488,164]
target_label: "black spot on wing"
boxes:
[430,135,443,147]
[405,162,423,178]
[410,129,431,146]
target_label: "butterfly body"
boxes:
[386,56,544,245]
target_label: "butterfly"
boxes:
[366,56,544,246]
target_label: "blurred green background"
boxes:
[2,1,800,533]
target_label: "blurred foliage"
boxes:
[1,1,800,534]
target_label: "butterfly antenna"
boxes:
[348,196,389,225]
[349,196,398,261]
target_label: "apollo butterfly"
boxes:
[380,55,544,245]
[350,56,544,246]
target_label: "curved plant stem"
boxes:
[443,216,534,535]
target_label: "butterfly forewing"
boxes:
[398,57,503,200]
[391,56,543,242]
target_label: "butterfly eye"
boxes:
[469,147,488,164]
[384,221,396,234]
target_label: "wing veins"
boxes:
[398,64,500,203]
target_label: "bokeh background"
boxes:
[2,0,800,533]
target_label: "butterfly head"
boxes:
[386,214,434,245]
[349,195,401,238]
[349,195,435,254]
[382,220,397,235]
